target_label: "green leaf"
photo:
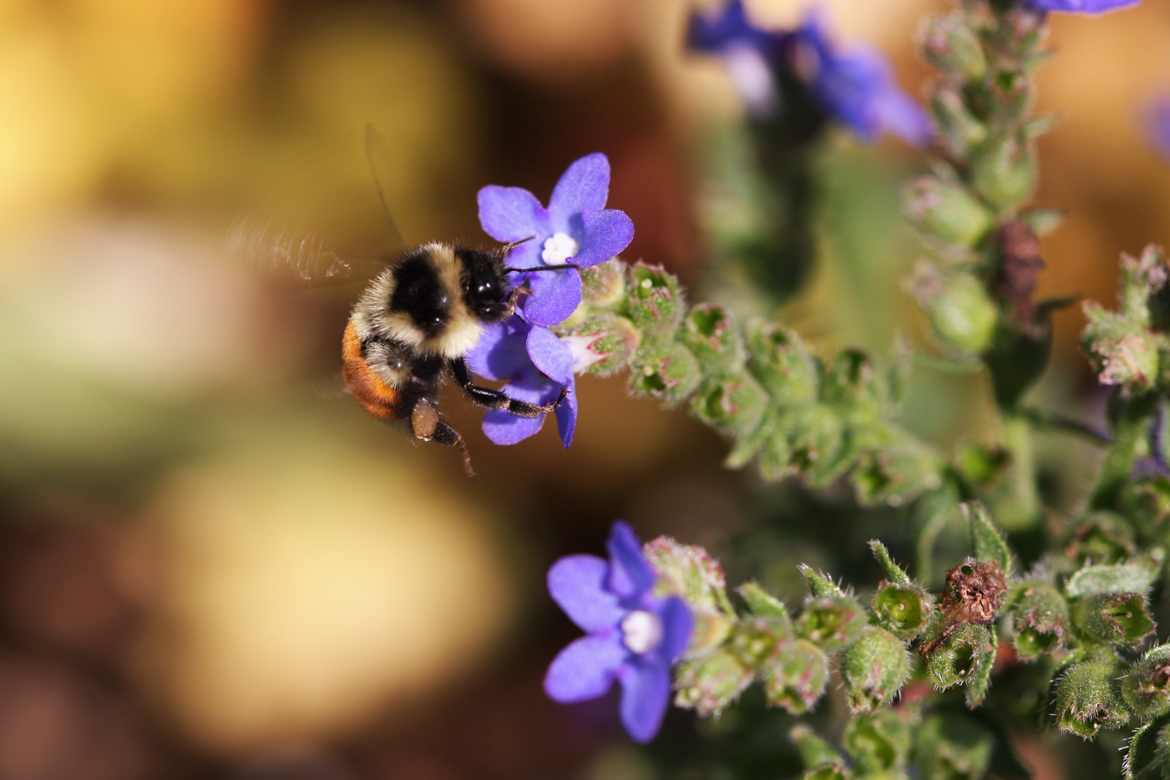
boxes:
[1066,559,1161,598]
[868,539,912,585]
[964,502,1013,576]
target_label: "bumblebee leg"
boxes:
[450,358,566,418]
[410,397,474,477]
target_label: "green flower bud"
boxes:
[821,350,890,416]
[624,262,685,340]
[690,373,769,437]
[797,594,867,653]
[931,86,988,158]
[580,259,626,309]
[851,435,943,507]
[1119,245,1170,322]
[673,647,753,718]
[872,581,933,641]
[905,176,994,247]
[802,766,851,780]
[680,303,745,373]
[1122,644,1170,720]
[782,405,847,487]
[628,341,701,405]
[557,312,639,377]
[913,714,993,780]
[923,623,996,707]
[841,626,912,713]
[970,134,1036,212]
[912,267,998,355]
[1053,652,1132,738]
[843,709,915,775]
[1005,581,1069,661]
[921,13,987,79]
[1062,511,1136,566]
[762,638,829,714]
[644,536,735,655]
[744,321,820,403]
[1071,592,1155,647]
[790,724,847,776]
[728,617,786,666]
[1082,303,1161,395]
[737,581,792,624]
[755,425,794,482]
[1122,476,1170,540]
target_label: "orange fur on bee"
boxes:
[342,321,401,419]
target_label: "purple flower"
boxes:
[1146,96,1170,159]
[477,153,635,327]
[545,522,694,743]
[1029,0,1139,13]
[687,2,932,146]
[466,314,578,447]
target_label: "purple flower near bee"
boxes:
[687,2,932,146]
[466,314,578,447]
[1029,0,1139,13]
[545,522,694,743]
[1145,96,1170,160]
[477,153,635,327]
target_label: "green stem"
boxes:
[1089,396,1156,511]
[999,411,1040,531]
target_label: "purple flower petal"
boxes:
[618,660,671,743]
[654,596,695,665]
[569,210,635,268]
[1030,0,1138,12]
[549,153,610,224]
[521,269,583,326]
[555,385,579,448]
[466,316,531,382]
[478,186,548,243]
[874,88,934,148]
[545,633,627,703]
[548,555,625,632]
[503,240,543,272]
[606,522,656,601]
[527,327,574,385]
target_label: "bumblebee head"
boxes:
[458,249,513,323]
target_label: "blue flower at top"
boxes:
[545,522,694,743]
[477,153,635,327]
[1030,0,1139,13]
[687,2,932,146]
[466,314,578,447]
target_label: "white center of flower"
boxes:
[621,610,664,655]
[541,232,579,265]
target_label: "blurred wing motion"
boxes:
[365,124,408,254]
[227,221,360,287]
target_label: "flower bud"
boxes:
[690,373,769,437]
[744,321,820,403]
[1062,511,1136,566]
[1081,304,1160,395]
[923,623,996,707]
[841,626,912,713]
[797,594,867,653]
[851,436,943,507]
[1122,644,1170,720]
[673,647,754,717]
[737,581,793,625]
[821,350,889,416]
[872,581,933,641]
[931,87,987,157]
[558,312,640,377]
[628,341,701,405]
[843,710,914,775]
[783,405,847,487]
[970,134,1036,212]
[921,13,987,79]
[1053,652,1131,739]
[644,536,735,655]
[913,714,993,780]
[624,262,686,339]
[762,639,829,714]
[680,303,745,373]
[913,268,998,355]
[1005,581,1069,661]
[790,725,847,777]
[905,176,993,247]
[580,259,626,309]
[1071,592,1155,647]
[1122,476,1170,540]
[755,423,794,482]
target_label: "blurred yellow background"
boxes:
[0,0,1167,777]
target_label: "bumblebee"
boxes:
[341,240,566,474]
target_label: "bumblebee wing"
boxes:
[226,220,385,288]
[365,124,408,256]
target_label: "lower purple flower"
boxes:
[466,315,578,447]
[544,522,694,743]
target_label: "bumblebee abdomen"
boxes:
[342,320,402,419]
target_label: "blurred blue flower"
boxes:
[687,2,932,146]
[1030,0,1139,13]
[466,314,577,447]
[545,522,694,743]
[1145,96,1170,160]
[477,153,635,326]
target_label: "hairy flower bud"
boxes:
[852,435,943,507]
[762,639,830,714]
[1081,304,1161,395]
[1071,592,1155,647]
[931,86,988,157]
[790,725,848,779]
[1062,511,1136,566]
[744,321,820,403]
[559,312,640,377]
[971,134,1036,212]
[681,303,746,373]
[1054,652,1132,739]
[1122,644,1170,720]
[921,13,987,79]
[783,405,847,487]
[624,262,686,339]
[923,623,997,707]
[913,714,993,780]
[580,259,626,309]
[645,536,734,654]
[628,341,701,404]
[905,176,993,247]
[841,626,912,713]
[1005,581,1069,661]
[821,350,890,416]
[873,581,933,641]
[691,373,769,436]
[797,594,867,653]
[843,709,915,775]
[673,647,754,718]
[1122,476,1170,540]
[913,269,998,355]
